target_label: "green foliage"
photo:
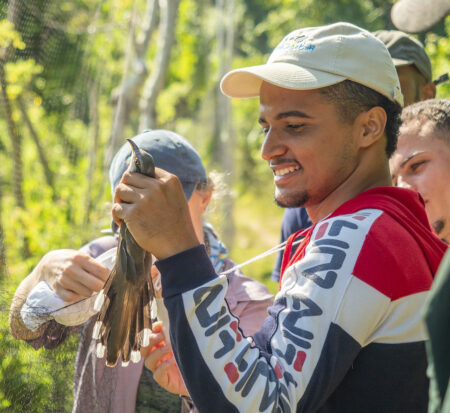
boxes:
[0,327,47,412]
[0,312,78,412]
[231,191,282,295]
[426,18,450,99]
[5,60,43,99]
[0,19,25,50]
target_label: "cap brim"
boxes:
[391,0,450,33]
[181,182,196,202]
[220,62,345,98]
[391,57,414,67]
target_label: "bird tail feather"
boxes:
[94,268,153,367]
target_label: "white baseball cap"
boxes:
[220,22,404,106]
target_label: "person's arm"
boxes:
[9,248,110,342]
[223,266,273,337]
[9,262,49,341]
[110,168,396,411]
[142,263,273,398]
[157,212,393,412]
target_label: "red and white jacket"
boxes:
[157,187,447,413]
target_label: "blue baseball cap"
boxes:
[109,129,207,201]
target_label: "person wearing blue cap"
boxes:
[9,129,273,413]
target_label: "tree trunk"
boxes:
[212,0,235,248]
[0,175,7,280]
[2,0,30,258]
[138,0,179,130]
[0,65,25,210]
[84,78,100,226]
[17,95,56,197]
[0,68,30,259]
[105,0,159,169]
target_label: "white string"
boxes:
[219,238,304,276]
[47,236,305,315]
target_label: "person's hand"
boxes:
[38,249,110,302]
[141,322,189,397]
[112,168,200,259]
[151,265,162,298]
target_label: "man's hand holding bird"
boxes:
[113,166,200,260]
[94,139,199,368]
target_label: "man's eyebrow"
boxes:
[258,111,312,124]
[400,151,425,168]
[276,111,312,120]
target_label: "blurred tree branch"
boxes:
[138,0,179,131]
[212,0,235,248]
[17,95,56,198]
[105,0,159,168]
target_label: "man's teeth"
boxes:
[274,166,300,176]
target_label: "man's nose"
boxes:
[397,175,416,191]
[260,128,287,161]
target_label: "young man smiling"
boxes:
[390,99,450,244]
[271,28,439,284]
[113,23,447,412]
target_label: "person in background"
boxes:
[373,30,437,106]
[389,98,450,413]
[424,249,450,413]
[115,23,447,412]
[389,4,450,411]
[9,130,273,413]
[390,99,450,244]
[271,28,439,283]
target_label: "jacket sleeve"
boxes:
[158,212,394,412]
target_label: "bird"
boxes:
[92,138,156,367]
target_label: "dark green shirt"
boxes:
[424,249,450,413]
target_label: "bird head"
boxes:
[127,139,155,177]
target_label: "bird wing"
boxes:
[93,140,156,367]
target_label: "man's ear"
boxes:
[354,106,387,149]
[420,81,436,101]
[199,189,213,213]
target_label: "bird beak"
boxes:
[127,139,143,171]
[127,139,140,158]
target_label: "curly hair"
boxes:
[320,80,403,157]
[400,99,450,142]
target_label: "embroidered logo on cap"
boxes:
[275,33,316,52]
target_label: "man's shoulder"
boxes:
[314,206,417,250]
[307,208,433,300]
[309,208,384,244]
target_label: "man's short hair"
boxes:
[320,80,403,157]
[401,99,450,142]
